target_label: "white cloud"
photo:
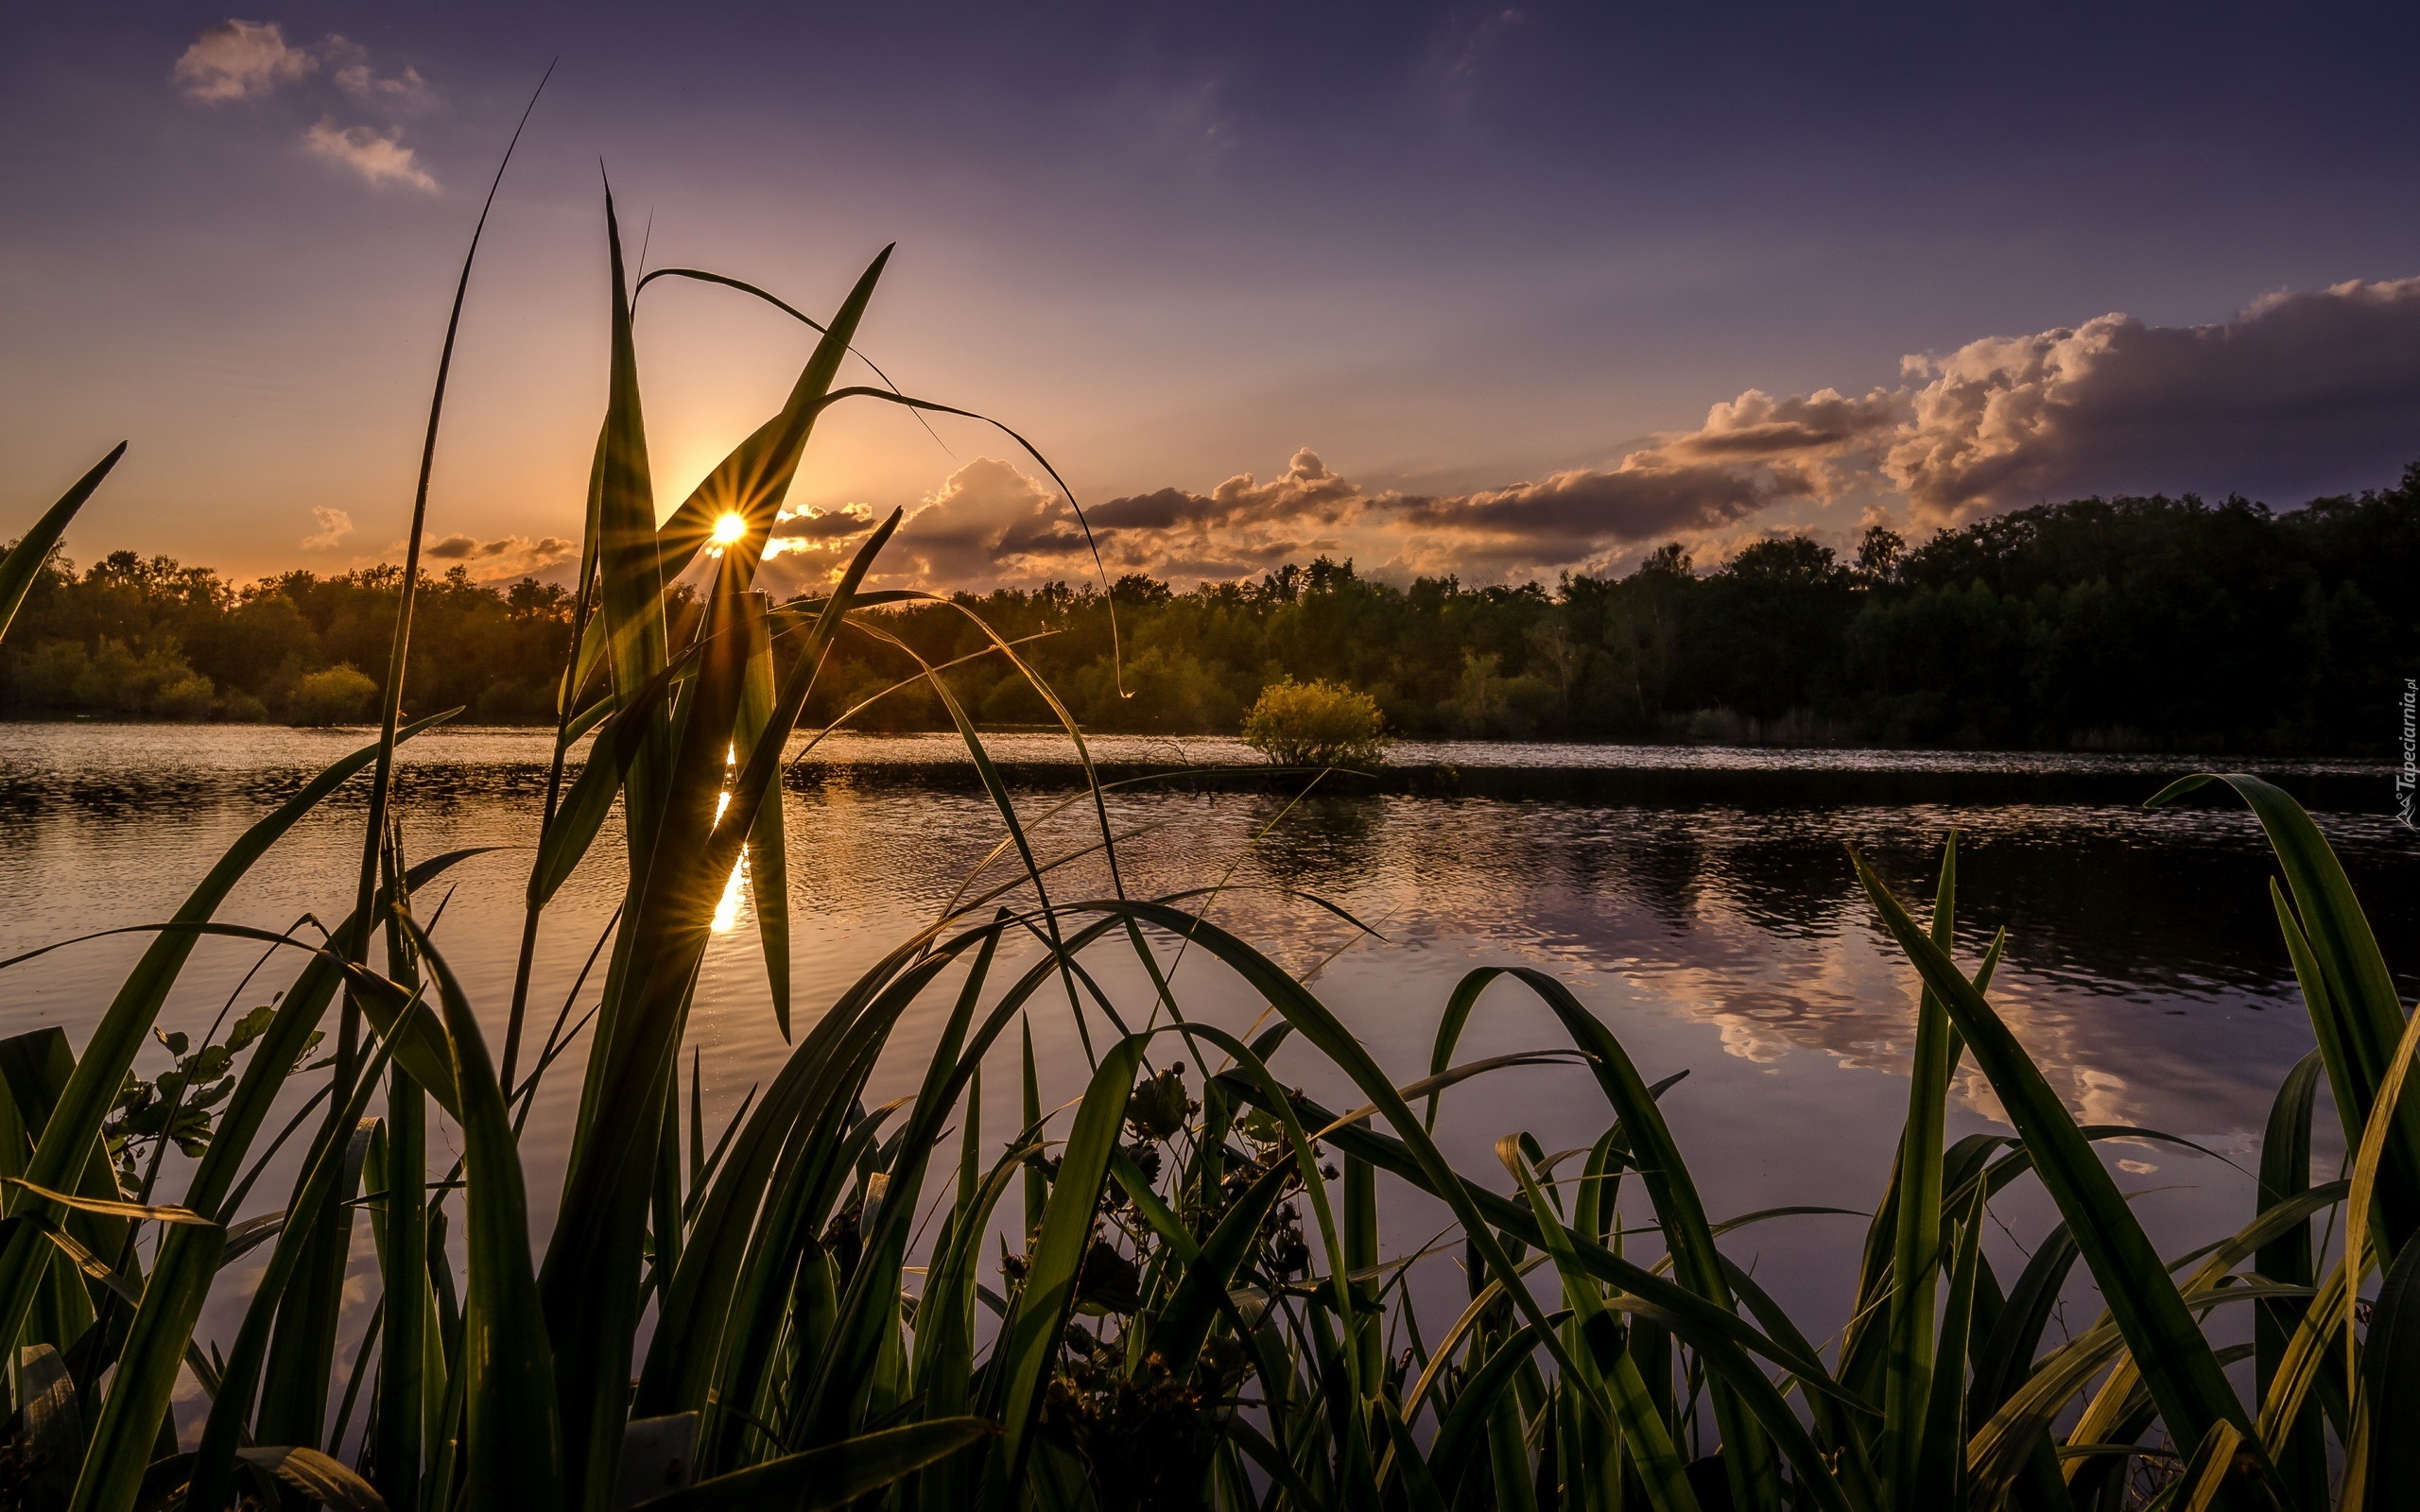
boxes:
[301,507,353,549]
[173,19,315,103]
[304,119,438,192]
[1883,276,2420,521]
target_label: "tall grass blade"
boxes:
[544,510,895,1503]
[419,923,562,1511]
[733,593,790,1036]
[65,1217,224,1512]
[2255,1048,2325,1508]
[2360,1230,2420,1502]
[1853,853,2256,1481]
[185,1040,394,1511]
[1449,965,1779,1509]
[1882,838,1959,1512]
[1503,1142,1699,1512]
[983,1035,1147,1505]
[0,715,448,1352]
[344,67,548,1105]
[377,954,428,1509]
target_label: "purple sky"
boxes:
[9,4,2420,593]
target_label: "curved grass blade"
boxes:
[0,443,122,646]
[2338,941,2420,1427]
[633,1418,995,1512]
[232,1447,388,1512]
[0,1179,211,1226]
[182,847,491,1223]
[2153,773,2420,1248]
[20,1341,82,1509]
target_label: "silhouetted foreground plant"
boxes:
[1,189,2415,1512]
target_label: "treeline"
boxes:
[0,555,577,724]
[7,466,2417,750]
[846,469,2420,753]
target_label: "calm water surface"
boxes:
[3,722,2414,1423]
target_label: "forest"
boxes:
[5,466,2415,753]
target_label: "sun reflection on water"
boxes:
[710,788,747,932]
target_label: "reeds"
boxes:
[0,194,2414,1512]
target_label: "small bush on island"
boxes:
[1240,676,1389,766]
[286,662,377,725]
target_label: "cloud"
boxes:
[1883,276,2420,521]
[176,23,441,191]
[326,36,436,110]
[422,533,576,579]
[1092,448,1363,531]
[300,507,353,549]
[894,457,1068,584]
[303,119,438,191]
[902,450,1374,588]
[780,273,2420,592]
[769,503,878,544]
[1381,461,1782,577]
[1385,272,2420,568]
[173,19,315,103]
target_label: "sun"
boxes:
[710,511,748,546]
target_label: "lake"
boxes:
[3,721,2414,1426]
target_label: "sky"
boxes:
[7,3,2420,595]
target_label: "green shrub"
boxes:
[6,640,85,707]
[286,663,377,726]
[219,690,268,723]
[1240,677,1388,766]
[150,673,216,721]
[69,638,200,715]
